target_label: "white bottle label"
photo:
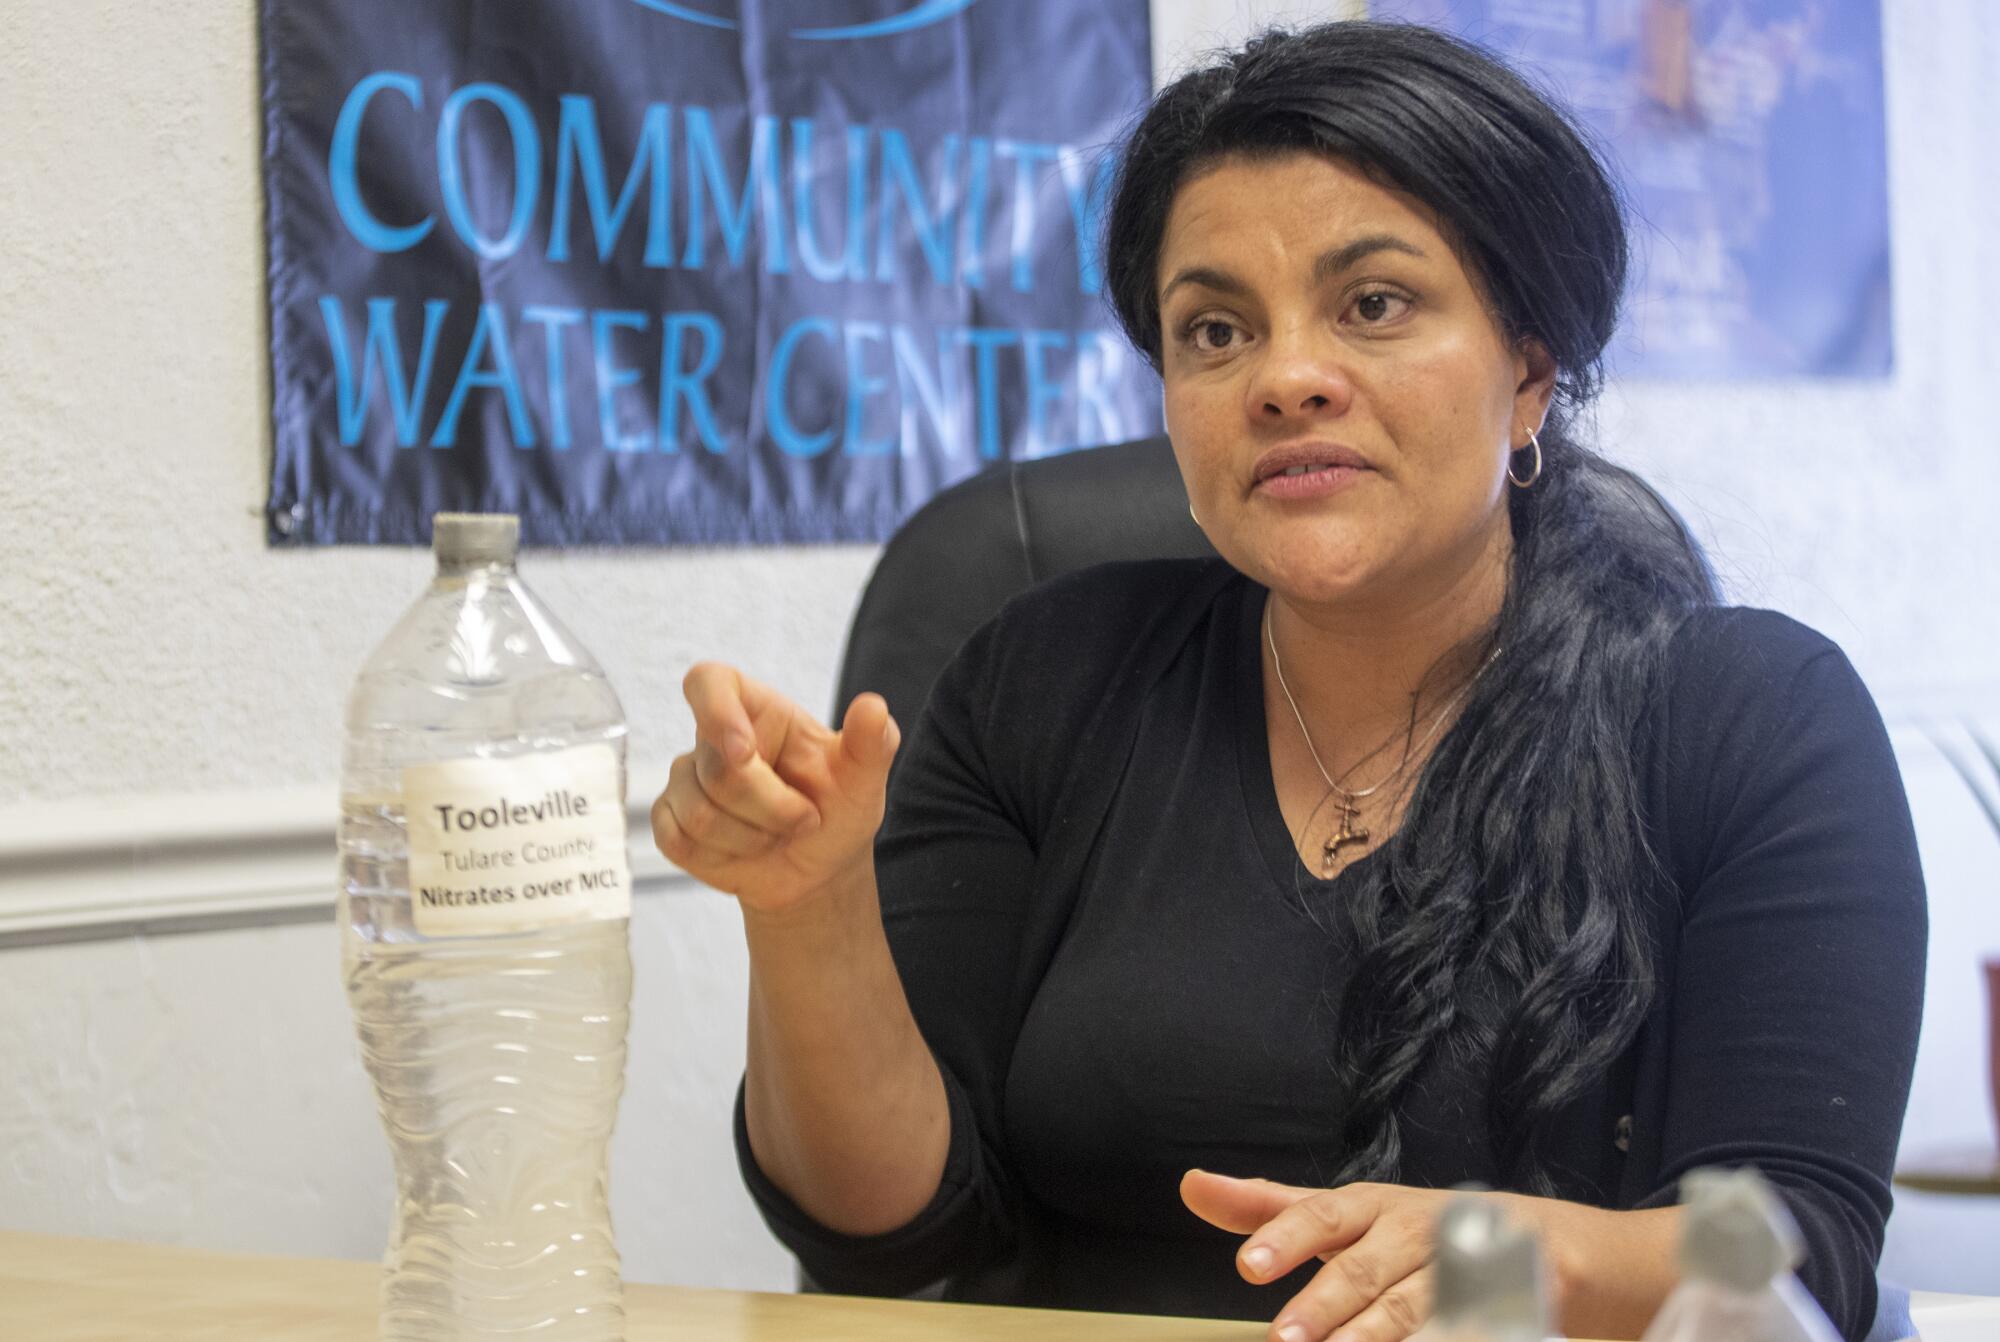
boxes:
[403,743,632,936]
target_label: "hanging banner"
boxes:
[260,1,1157,545]
[1378,0,1891,378]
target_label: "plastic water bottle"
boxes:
[338,513,634,1341]
[1414,1196,1550,1342]
[1640,1167,1841,1342]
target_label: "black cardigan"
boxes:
[736,558,1927,1341]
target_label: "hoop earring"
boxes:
[1509,426,1544,489]
[1189,502,1202,528]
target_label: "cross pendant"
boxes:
[1321,800,1370,872]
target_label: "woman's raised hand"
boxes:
[652,662,901,916]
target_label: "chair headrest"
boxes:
[833,437,1213,730]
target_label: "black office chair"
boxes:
[832,435,1215,733]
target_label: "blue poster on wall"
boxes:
[260,1,1157,545]
[1379,0,1890,378]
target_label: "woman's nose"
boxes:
[1250,329,1354,422]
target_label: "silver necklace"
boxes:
[1264,600,1496,873]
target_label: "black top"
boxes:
[735,559,1926,1341]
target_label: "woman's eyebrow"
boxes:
[1315,234,1426,281]
[1159,265,1249,305]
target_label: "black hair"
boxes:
[1104,22,1718,1193]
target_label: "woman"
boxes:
[652,22,1925,1342]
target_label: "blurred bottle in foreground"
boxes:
[338,513,633,1341]
[1641,1168,1841,1342]
[1415,1195,1550,1342]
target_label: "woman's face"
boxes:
[1156,151,1554,614]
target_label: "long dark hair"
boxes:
[1104,22,1719,1193]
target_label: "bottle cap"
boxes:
[1678,1167,1805,1291]
[1430,1196,1549,1337]
[432,513,519,566]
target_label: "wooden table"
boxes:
[0,1232,1261,1341]
[1893,1143,2000,1196]
[13,1231,1998,1341]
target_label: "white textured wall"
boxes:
[1,0,1996,1302]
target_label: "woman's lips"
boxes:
[1253,463,1372,500]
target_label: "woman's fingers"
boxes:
[1289,1264,1433,1342]
[680,663,822,833]
[657,666,904,911]
[1256,1208,1432,1342]
[1235,1184,1380,1285]
[656,753,791,859]
[833,692,900,785]
[692,736,821,835]
[1181,1170,1316,1237]
[683,662,759,763]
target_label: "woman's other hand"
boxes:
[1180,1169,1679,1342]
[653,662,900,917]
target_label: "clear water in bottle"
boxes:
[338,514,634,1341]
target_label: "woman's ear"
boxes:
[1512,337,1558,433]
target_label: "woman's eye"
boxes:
[1189,319,1241,352]
[1350,291,1412,325]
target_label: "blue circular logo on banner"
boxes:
[630,0,979,40]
